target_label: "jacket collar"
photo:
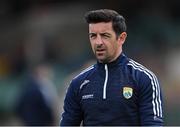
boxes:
[97,53,127,68]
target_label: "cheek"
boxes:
[109,42,118,53]
[90,42,95,52]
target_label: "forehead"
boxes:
[89,22,113,33]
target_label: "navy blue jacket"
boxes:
[16,76,55,126]
[60,53,163,126]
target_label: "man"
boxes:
[60,9,163,126]
[16,63,58,126]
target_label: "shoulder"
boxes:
[126,58,159,86]
[73,65,95,80]
[127,59,154,74]
[69,64,95,89]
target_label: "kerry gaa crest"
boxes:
[123,87,133,99]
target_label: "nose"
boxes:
[95,35,103,45]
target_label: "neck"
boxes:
[109,49,122,63]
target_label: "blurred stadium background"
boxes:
[0,0,180,125]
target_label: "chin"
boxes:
[96,55,109,63]
[97,58,109,63]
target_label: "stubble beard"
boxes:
[95,51,110,63]
[93,45,112,63]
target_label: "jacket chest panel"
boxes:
[79,79,138,113]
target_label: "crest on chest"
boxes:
[123,87,133,99]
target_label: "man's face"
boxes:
[89,22,125,63]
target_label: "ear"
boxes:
[118,32,127,45]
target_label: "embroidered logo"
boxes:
[80,80,90,90]
[82,94,94,100]
[123,87,133,99]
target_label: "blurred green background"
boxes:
[0,0,180,125]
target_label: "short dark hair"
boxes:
[84,9,127,36]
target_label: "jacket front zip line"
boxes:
[103,64,108,99]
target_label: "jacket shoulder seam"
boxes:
[73,65,94,80]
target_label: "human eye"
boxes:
[101,33,111,39]
[89,33,96,39]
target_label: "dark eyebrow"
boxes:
[89,32,112,37]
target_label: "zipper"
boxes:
[103,64,108,99]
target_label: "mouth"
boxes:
[95,49,106,56]
[96,48,106,52]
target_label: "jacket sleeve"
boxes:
[138,71,164,126]
[60,79,83,126]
